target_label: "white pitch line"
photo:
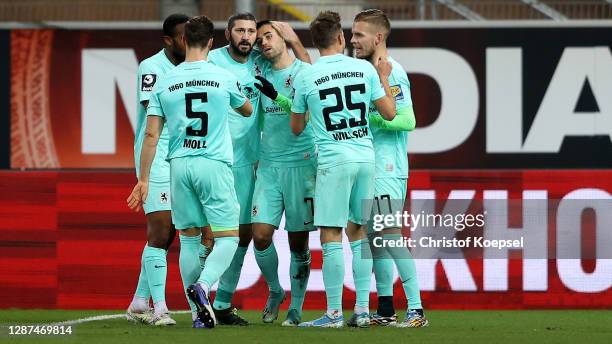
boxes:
[50,310,191,326]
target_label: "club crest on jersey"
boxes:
[160,192,168,204]
[285,74,292,88]
[141,74,157,92]
[251,205,258,217]
[255,64,262,76]
[390,84,403,101]
[241,85,258,100]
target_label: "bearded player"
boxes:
[351,9,427,328]
[207,13,310,325]
[291,11,396,328]
[249,20,315,326]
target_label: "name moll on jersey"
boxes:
[183,138,206,149]
[314,71,365,86]
[168,79,220,92]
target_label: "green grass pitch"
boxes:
[1,310,611,344]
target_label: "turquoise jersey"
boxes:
[258,58,315,167]
[369,56,412,179]
[135,49,174,183]
[291,54,385,169]
[208,46,264,167]
[146,60,247,165]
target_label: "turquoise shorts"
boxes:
[251,163,316,232]
[232,164,256,225]
[314,162,375,227]
[143,180,171,214]
[370,178,408,232]
[170,157,240,231]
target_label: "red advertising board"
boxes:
[1,170,610,310]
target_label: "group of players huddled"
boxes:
[126,9,427,329]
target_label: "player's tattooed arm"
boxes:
[373,57,396,120]
[290,112,306,135]
[127,115,164,211]
[235,98,253,117]
[271,21,311,64]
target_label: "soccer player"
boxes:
[127,15,253,329]
[126,13,189,327]
[207,13,310,325]
[351,9,427,328]
[250,20,315,326]
[291,11,397,328]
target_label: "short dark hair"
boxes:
[227,12,256,30]
[163,13,190,37]
[185,15,214,48]
[354,9,391,38]
[309,11,342,49]
[256,20,273,30]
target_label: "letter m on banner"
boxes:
[82,49,138,153]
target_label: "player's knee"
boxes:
[252,230,273,251]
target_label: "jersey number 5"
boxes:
[319,83,367,132]
[185,92,208,137]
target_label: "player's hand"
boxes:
[127,181,149,212]
[271,21,299,45]
[254,75,278,100]
[375,56,392,78]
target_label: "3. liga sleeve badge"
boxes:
[141,74,157,92]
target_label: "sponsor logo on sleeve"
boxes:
[141,74,157,92]
[390,84,404,101]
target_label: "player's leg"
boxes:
[252,166,286,323]
[126,244,152,323]
[384,179,428,328]
[281,163,315,326]
[127,179,175,326]
[346,162,376,328]
[186,158,241,329]
[370,178,400,326]
[170,157,208,327]
[283,231,310,326]
[299,164,354,328]
[212,164,254,324]
[143,210,175,324]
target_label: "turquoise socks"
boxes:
[289,249,311,314]
[385,233,422,309]
[322,242,344,313]
[179,234,202,313]
[198,237,239,291]
[213,245,247,310]
[255,243,283,293]
[142,245,167,305]
[372,245,394,297]
[134,245,151,299]
[351,238,373,311]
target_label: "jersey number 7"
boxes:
[319,83,367,132]
[185,92,208,137]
